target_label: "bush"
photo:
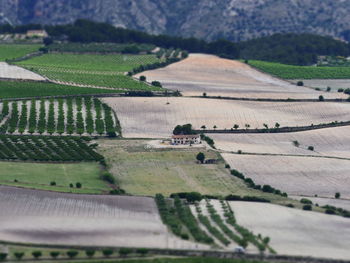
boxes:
[50,251,60,258]
[32,251,42,259]
[225,164,230,169]
[308,146,314,151]
[196,152,205,164]
[136,248,149,256]
[300,198,313,204]
[325,209,336,215]
[76,182,82,188]
[66,251,78,259]
[101,172,116,184]
[69,183,74,188]
[297,81,304,86]
[85,250,95,258]
[262,185,274,193]
[286,204,295,208]
[102,249,113,257]
[14,252,24,260]
[302,204,312,211]
[319,95,325,101]
[139,76,146,81]
[151,81,162,87]
[0,253,7,261]
[110,188,126,195]
[335,192,341,199]
[170,192,203,203]
[119,248,133,257]
[50,181,56,186]
[338,88,344,92]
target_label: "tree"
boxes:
[32,251,42,259]
[66,251,78,259]
[139,76,146,81]
[201,125,206,130]
[185,192,203,203]
[335,192,341,199]
[213,125,217,130]
[297,81,304,86]
[275,122,280,128]
[85,250,95,258]
[14,252,24,260]
[319,95,325,101]
[196,152,205,163]
[245,124,250,129]
[0,253,7,261]
[50,251,60,259]
[308,146,314,151]
[203,92,207,97]
[76,182,82,188]
[119,248,132,257]
[233,124,239,130]
[263,123,269,129]
[136,248,148,256]
[102,249,113,257]
[173,124,195,135]
[292,140,300,147]
[151,81,162,87]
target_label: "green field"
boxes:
[248,60,350,79]
[0,161,107,194]
[0,44,41,61]
[0,80,121,99]
[17,53,160,72]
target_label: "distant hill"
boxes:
[1,0,350,42]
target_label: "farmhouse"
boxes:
[171,134,201,145]
[26,30,48,38]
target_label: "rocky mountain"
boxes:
[1,0,350,41]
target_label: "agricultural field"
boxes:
[0,62,45,80]
[0,80,121,99]
[229,201,350,260]
[0,44,41,61]
[211,126,350,159]
[97,139,283,200]
[0,97,119,136]
[290,196,350,211]
[136,54,345,99]
[0,135,104,162]
[0,186,203,249]
[222,153,350,199]
[15,53,163,91]
[0,162,106,194]
[248,60,350,79]
[292,79,350,91]
[103,97,350,138]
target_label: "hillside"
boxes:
[1,0,350,41]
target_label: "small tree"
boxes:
[263,123,269,129]
[319,95,325,101]
[275,122,280,128]
[136,248,148,256]
[308,146,314,151]
[85,250,95,258]
[119,248,132,257]
[292,140,300,147]
[185,192,203,203]
[233,124,239,130]
[32,251,42,259]
[76,182,82,188]
[139,76,146,81]
[213,125,217,130]
[102,249,114,257]
[50,251,60,259]
[66,251,78,259]
[201,125,206,130]
[0,253,7,261]
[203,92,207,97]
[245,124,250,129]
[14,252,24,260]
[196,152,205,164]
[335,192,341,199]
[297,81,304,86]
[326,87,331,92]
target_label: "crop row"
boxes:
[0,135,104,162]
[0,98,119,136]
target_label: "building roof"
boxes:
[172,134,200,139]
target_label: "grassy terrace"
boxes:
[248,60,350,79]
[0,80,121,99]
[0,44,41,61]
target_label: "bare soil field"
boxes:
[211,126,350,159]
[0,62,45,81]
[136,54,345,99]
[229,201,350,260]
[0,186,205,249]
[293,79,350,90]
[103,97,350,138]
[222,153,350,199]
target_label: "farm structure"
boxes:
[0,186,206,250]
[229,201,350,260]
[136,54,346,99]
[171,134,201,145]
[211,126,350,159]
[0,62,45,81]
[103,97,350,138]
[222,153,350,199]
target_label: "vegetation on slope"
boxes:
[0,44,41,61]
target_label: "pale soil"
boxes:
[290,195,350,211]
[136,54,345,99]
[229,201,350,260]
[146,140,207,150]
[0,186,207,250]
[222,153,350,198]
[211,126,350,159]
[103,97,350,138]
[0,62,46,81]
[293,79,350,90]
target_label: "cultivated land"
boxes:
[0,186,204,249]
[229,201,350,260]
[0,162,106,194]
[103,97,350,138]
[0,44,41,61]
[222,153,350,199]
[211,126,350,159]
[293,79,350,90]
[290,196,350,211]
[136,54,345,99]
[0,62,45,81]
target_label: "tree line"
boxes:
[1,20,350,65]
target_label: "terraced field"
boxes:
[0,186,204,249]
[0,98,118,136]
[229,201,350,260]
[136,54,346,99]
[103,97,350,138]
[211,126,350,159]
[222,153,350,198]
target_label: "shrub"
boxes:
[66,250,78,259]
[102,249,113,257]
[335,192,341,199]
[297,81,304,86]
[326,87,331,92]
[151,81,162,87]
[139,76,146,81]
[300,198,313,204]
[338,88,344,92]
[85,250,95,258]
[262,185,274,193]
[225,164,230,169]
[50,181,56,186]
[32,251,42,259]
[14,252,24,260]
[196,152,205,163]
[344,88,350,95]
[325,209,336,215]
[101,172,116,184]
[50,251,60,258]
[76,182,82,188]
[136,248,149,256]
[286,204,295,208]
[119,248,133,257]
[308,146,314,151]
[319,95,325,101]
[69,183,74,188]
[203,92,207,97]
[0,253,7,261]
[110,189,126,195]
[302,204,312,211]
[170,192,203,203]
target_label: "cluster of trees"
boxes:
[173,124,197,135]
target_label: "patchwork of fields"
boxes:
[104,97,350,138]
[0,186,204,249]
[136,54,346,99]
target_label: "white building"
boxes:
[26,30,48,38]
[171,134,201,145]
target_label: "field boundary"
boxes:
[198,121,350,134]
